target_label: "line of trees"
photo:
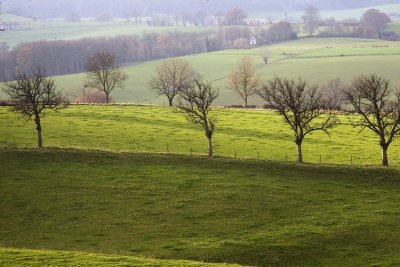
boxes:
[3,55,400,167]
[0,26,266,82]
[3,0,398,18]
[150,57,400,166]
[302,7,393,39]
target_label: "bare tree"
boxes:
[361,9,391,37]
[227,56,261,108]
[150,58,196,106]
[302,6,321,37]
[261,47,270,64]
[321,78,346,110]
[85,51,128,104]
[176,79,219,157]
[2,67,66,148]
[344,74,400,166]
[224,7,247,25]
[259,76,338,163]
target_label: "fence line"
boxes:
[3,139,396,167]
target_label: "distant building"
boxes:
[249,36,257,46]
[380,31,396,40]
[249,36,266,46]
[282,11,288,22]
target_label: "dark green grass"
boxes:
[0,248,242,267]
[1,148,400,266]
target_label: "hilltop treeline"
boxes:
[0,26,257,81]
[3,0,398,18]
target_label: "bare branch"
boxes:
[227,56,261,108]
[149,58,196,106]
[2,66,68,148]
[344,73,400,166]
[85,51,128,104]
[258,76,338,163]
[176,79,219,157]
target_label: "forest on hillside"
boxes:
[1,0,399,18]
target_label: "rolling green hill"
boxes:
[42,38,400,106]
[1,105,400,166]
[1,148,400,266]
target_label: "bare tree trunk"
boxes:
[208,136,213,157]
[106,93,110,104]
[245,97,248,108]
[168,98,173,107]
[297,143,303,163]
[382,146,389,166]
[34,114,43,148]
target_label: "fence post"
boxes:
[234,151,237,158]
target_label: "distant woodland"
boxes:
[1,0,399,18]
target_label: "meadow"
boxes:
[1,105,400,166]
[0,13,216,48]
[42,37,400,106]
[1,148,400,266]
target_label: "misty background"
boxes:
[1,0,399,18]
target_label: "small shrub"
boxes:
[75,88,111,104]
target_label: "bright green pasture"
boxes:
[1,105,400,166]
[0,248,241,267]
[48,38,400,106]
[1,149,400,266]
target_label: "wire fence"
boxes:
[3,139,398,167]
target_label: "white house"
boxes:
[249,36,257,46]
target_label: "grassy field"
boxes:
[1,105,400,166]
[0,13,216,48]
[1,148,400,266]
[37,37,400,106]
[0,248,242,267]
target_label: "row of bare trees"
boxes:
[150,57,400,166]
[2,55,400,167]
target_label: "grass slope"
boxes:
[43,38,400,106]
[1,105,400,166]
[0,248,242,267]
[0,13,215,48]
[1,148,400,266]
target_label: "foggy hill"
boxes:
[1,0,398,18]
